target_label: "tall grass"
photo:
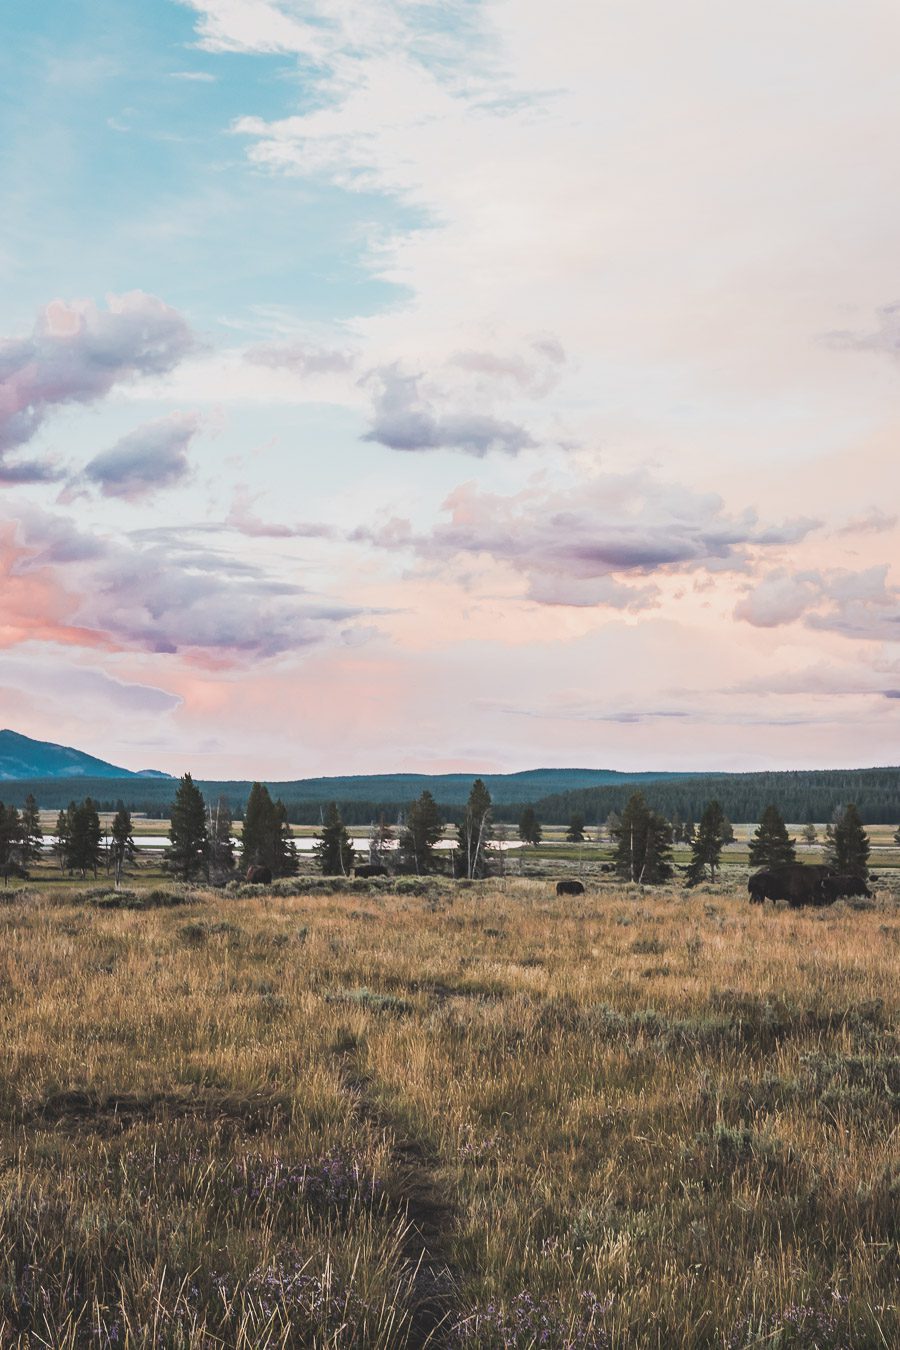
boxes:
[0,879,895,1346]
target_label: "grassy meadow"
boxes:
[0,871,896,1347]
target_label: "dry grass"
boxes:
[0,877,895,1347]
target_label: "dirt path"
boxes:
[334,1046,459,1348]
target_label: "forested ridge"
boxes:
[4,765,899,824]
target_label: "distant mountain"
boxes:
[0,730,169,781]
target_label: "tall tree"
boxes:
[458,778,492,879]
[0,804,25,885]
[109,802,136,887]
[165,774,208,881]
[518,805,542,847]
[240,783,297,877]
[20,794,43,864]
[207,796,235,881]
[802,822,817,846]
[398,791,443,875]
[685,799,727,886]
[566,814,586,843]
[67,799,102,879]
[611,792,673,883]
[315,801,353,875]
[749,804,796,868]
[825,803,870,879]
[54,809,69,872]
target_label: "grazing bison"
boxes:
[245,865,272,885]
[820,873,871,903]
[748,863,834,907]
[556,879,585,897]
[354,863,389,878]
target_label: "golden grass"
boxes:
[0,877,895,1347]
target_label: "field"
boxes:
[0,873,896,1348]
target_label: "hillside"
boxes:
[0,730,167,782]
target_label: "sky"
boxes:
[1,0,899,779]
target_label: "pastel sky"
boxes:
[2,0,899,779]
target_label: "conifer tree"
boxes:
[518,805,542,847]
[110,802,136,887]
[458,778,493,879]
[67,798,102,879]
[685,799,727,886]
[825,803,870,879]
[369,816,396,865]
[566,814,586,843]
[611,791,673,883]
[398,791,443,874]
[20,794,43,863]
[315,801,353,875]
[240,783,297,877]
[0,804,25,884]
[54,809,69,871]
[802,822,817,846]
[165,774,208,881]
[749,804,796,868]
[207,796,235,881]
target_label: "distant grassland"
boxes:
[0,873,895,1347]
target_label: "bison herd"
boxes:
[748,862,871,907]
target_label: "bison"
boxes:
[556,879,585,897]
[245,865,272,885]
[748,863,834,907]
[354,863,389,878]
[820,873,871,903]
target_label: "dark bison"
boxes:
[354,863,389,878]
[820,873,871,903]
[556,879,585,897]
[245,865,272,885]
[748,863,834,907]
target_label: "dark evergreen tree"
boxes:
[566,814,586,843]
[240,783,297,877]
[825,803,870,879]
[67,798,102,879]
[20,794,43,863]
[315,801,353,875]
[685,799,727,886]
[802,822,817,846]
[54,809,69,871]
[518,805,542,847]
[207,796,235,881]
[165,774,208,881]
[458,778,492,879]
[398,791,443,874]
[611,791,673,883]
[110,802,136,887]
[749,804,796,868]
[0,804,26,884]
[721,817,735,845]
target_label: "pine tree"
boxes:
[802,822,817,846]
[398,791,443,874]
[110,802,136,887]
[749,804,796,868]
[685,799,727,886]
[54,808,69,871]
[825,803,870,879]
[20,794,43,863]
[207,796,235,881]
[315,801,353,875]
[458,779,492,879]
[566,814,586,843]
[611,792,673,883]
[518,805,542,847]
[0,804,25,885]
[67,799,102,879]
[166,774,208,881]
[240,784,297,877]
